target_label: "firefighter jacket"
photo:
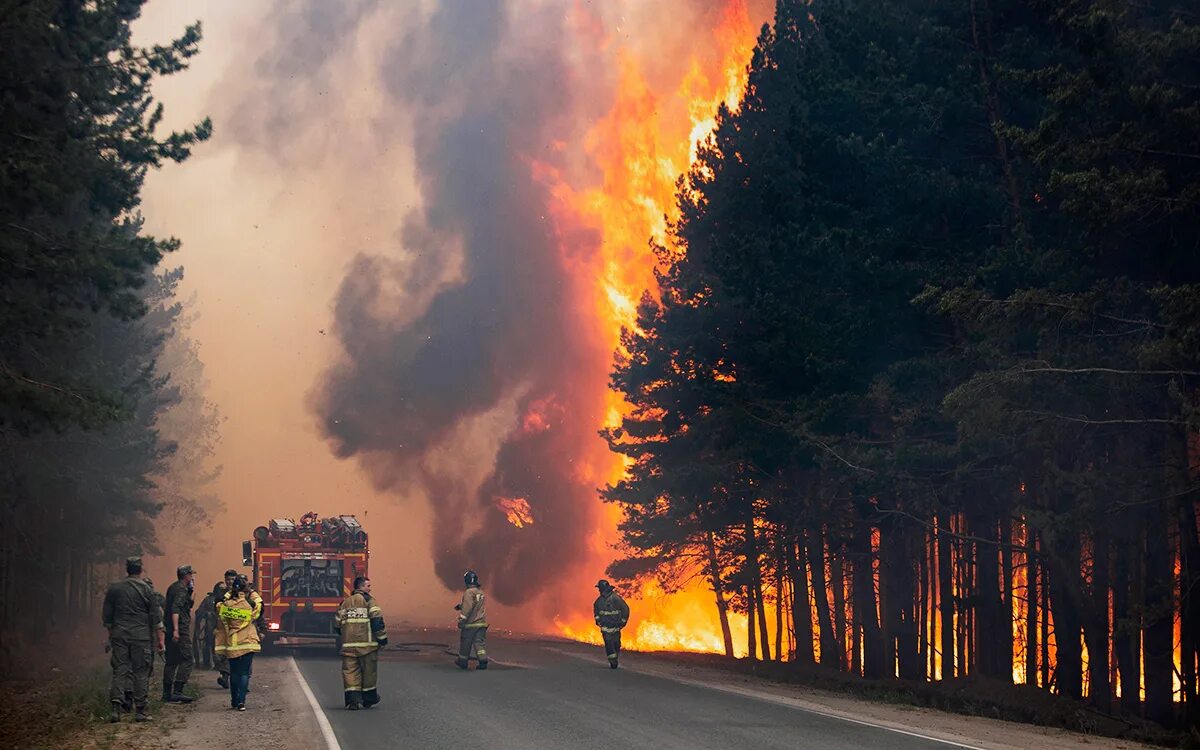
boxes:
[458,586,487,629]
[335,591,387,656]
[102,576,164,641]
[165,579,194,637]
[593,590,630,633]
[215,592,261,658]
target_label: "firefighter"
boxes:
[334,576,388,710]
[211,569,237,688]
[102,556,165,723]
[162,564,196,703]
[454,570,488,670]
[593,579,629,669]
[214,575,261,710]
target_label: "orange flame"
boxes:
[540,1,761,654]
[497,496,534,529]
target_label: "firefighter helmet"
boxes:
[464,570,479,587]
[596,579,612,592]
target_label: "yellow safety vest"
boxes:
[215,593,261,658]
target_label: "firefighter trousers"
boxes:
[341,650,379,707]
[163,634,194,693]
[601,628,622,663]
[109,638,152,709]
[458,626,488,664]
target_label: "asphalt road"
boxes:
[291,635,967,750]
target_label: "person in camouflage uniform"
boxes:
[102,557,164,723]
[162,564,196,703]
[192,587,215,670]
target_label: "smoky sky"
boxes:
[275,0,609,605]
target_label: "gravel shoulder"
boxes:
[162,654,322,750]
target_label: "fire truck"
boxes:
[240,512,368,644]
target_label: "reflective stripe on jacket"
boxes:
[593,590,629,632]
[336,591,386,656]
[215,593,261,658]
[458,586,487,629]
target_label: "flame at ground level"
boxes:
[557,580,750,657]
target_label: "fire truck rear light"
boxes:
[269,622,281,631]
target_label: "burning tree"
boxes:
[604,0,1199,730]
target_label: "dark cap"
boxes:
[177,564,193,576]
[595,579,611,590]
[126,556,143,566]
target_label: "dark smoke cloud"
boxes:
[301,1,609,606]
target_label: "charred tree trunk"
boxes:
[938,511,955,679]
[775,553,784,662]
[706,530,735,658]
[853,522,885,677]
[1027,530,1039,686]
[787,534,814,664]
[1179,495,1199,726]
[884,521,921,681]
[746,519,771,662]
[1085,528,1112,708]
[972,506,1005,681]
[1143,498,1175,725]
[808,526,837,668]
[1000,512,1014,683]
[832,552,847,671]
[747,580,757,662]
[1049,531,1083,700]
[1113,527,1141,715]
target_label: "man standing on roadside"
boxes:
[593,579,630,669]
[162,564,196,703]
[334,576,388,710]
[102,556,164,723]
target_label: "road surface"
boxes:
[289,634,973,750]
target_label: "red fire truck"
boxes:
[240,512,368,644]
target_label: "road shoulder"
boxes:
[164,656,324,750]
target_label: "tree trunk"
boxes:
[972,507,1004,680]
[938,511,955,679]
[1113,527,1140,714]
[807,526,837,668]
[1026,528,1039,687]
[1143,498,1175,725]
[832,552,847,671]
[853,522,885,677]
[884,521,921,681]
[1085,528,1112,708]
[1049,532,1083,699]
[746,519,771,662]
[775,553,784,662]
[747,580,757,662]
[1000,512,1014,683]
[786,535,814,664]
[706,530,735,658]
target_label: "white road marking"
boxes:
[545,646,987,750]
[289,655,343,750]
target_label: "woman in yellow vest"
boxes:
[215,576,261,710]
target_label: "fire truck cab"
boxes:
[241,512,368,644]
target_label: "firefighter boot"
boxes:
[345,693,361,711]
[454,657,469,670]
[109,702,122,723]
[476,660,488,670]
[135,708,152,722]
